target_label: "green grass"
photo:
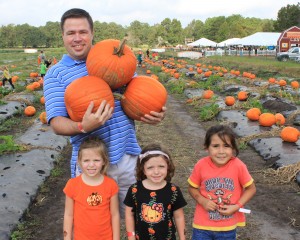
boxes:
[0,135,26,154]
[199,103,220,121]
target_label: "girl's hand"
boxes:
[218,204,239,216]
[201,198,218,212]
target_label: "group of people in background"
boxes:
[38,50,57,78]
[136,49,159,67]
[43,8,256,240]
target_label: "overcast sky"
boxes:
[0,0,298,28]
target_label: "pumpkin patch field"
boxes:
[1,49,300,240]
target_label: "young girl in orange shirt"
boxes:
[63,136,120,240]
[188,125,256,240]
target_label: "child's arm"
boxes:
[110,194,120,240]
[218,182,256,216]
[188,185,218,211]
[63,196,74,240]
[125,206,135,240]
[173,208,186,240]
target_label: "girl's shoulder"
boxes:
[104,175,118,186]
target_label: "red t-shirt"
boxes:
[64,175,118,240]
[188,156,253,231]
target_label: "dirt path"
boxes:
[15,93,300,240]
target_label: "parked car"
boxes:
[276,47,300,62]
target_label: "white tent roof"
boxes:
[217,38,241,47]
[187,37,217,47]
[230,32,281,46]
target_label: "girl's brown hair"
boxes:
[204,125,239,156]
[77,136,109,174]
[136,143,175,181]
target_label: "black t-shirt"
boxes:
[124,181,187,240]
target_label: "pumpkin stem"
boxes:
[113,38,127,57]
[112,92,124,100]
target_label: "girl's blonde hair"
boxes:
[136,143,175,181]
[78,136,110,174]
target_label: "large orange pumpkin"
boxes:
[202,90,214,99]
[225,96,235,106]
[237,91,248,101]
[280,126,299,143]
[116,75,167,121]
[246,108,261,121]
[39,111,47,124]
[259,113,276,127]
[274,113,285,126]
[86,39,136,89]
[24,106,36,116]
[64,76,115,122]
[291,81,299,89]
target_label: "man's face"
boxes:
[62,18,93,60]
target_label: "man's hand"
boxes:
[141,106,166,125]
[81,100,114,132]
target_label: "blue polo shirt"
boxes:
[44,54,141,177]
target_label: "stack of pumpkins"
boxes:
[246,108,299,143]
[64,39,167,121]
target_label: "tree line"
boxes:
[0,3,299,48]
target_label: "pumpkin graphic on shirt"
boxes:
[140,203,164,223]
[87,192,102,206]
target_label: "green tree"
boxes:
[127,20,150,46]
[93,21,126,43]
[274,3,300,31]
[168,19,183,45]
[42,22,61,47]
[0,24,17,47]
[202,16,226,42]
[184,20,204,40]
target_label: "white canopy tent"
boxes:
[187,37,217,47]
[229,32,281,46]
[217,38,241,47]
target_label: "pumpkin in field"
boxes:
[280,126,299,143]
[174,73,180,79]
[202,90,214,99]
[39,111,47,124]
[291,81,299,89]
[246,108,261,121]
[30,72,39,78]
[116,75,167,121]
[275,113,285,126]
[64,76,115,122]
[237,91,248,101]
[24,106,36,116]
[259,113,276,127]
[225,96,235,106]
[12,76,19,83]
[86,39,136,89]
[40,96,45,104]
[278,79,287,87]
[268,78,276,84]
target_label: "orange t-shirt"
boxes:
[64,175,118,240]
[188,156,253,231]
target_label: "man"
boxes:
[43,8,166,217]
